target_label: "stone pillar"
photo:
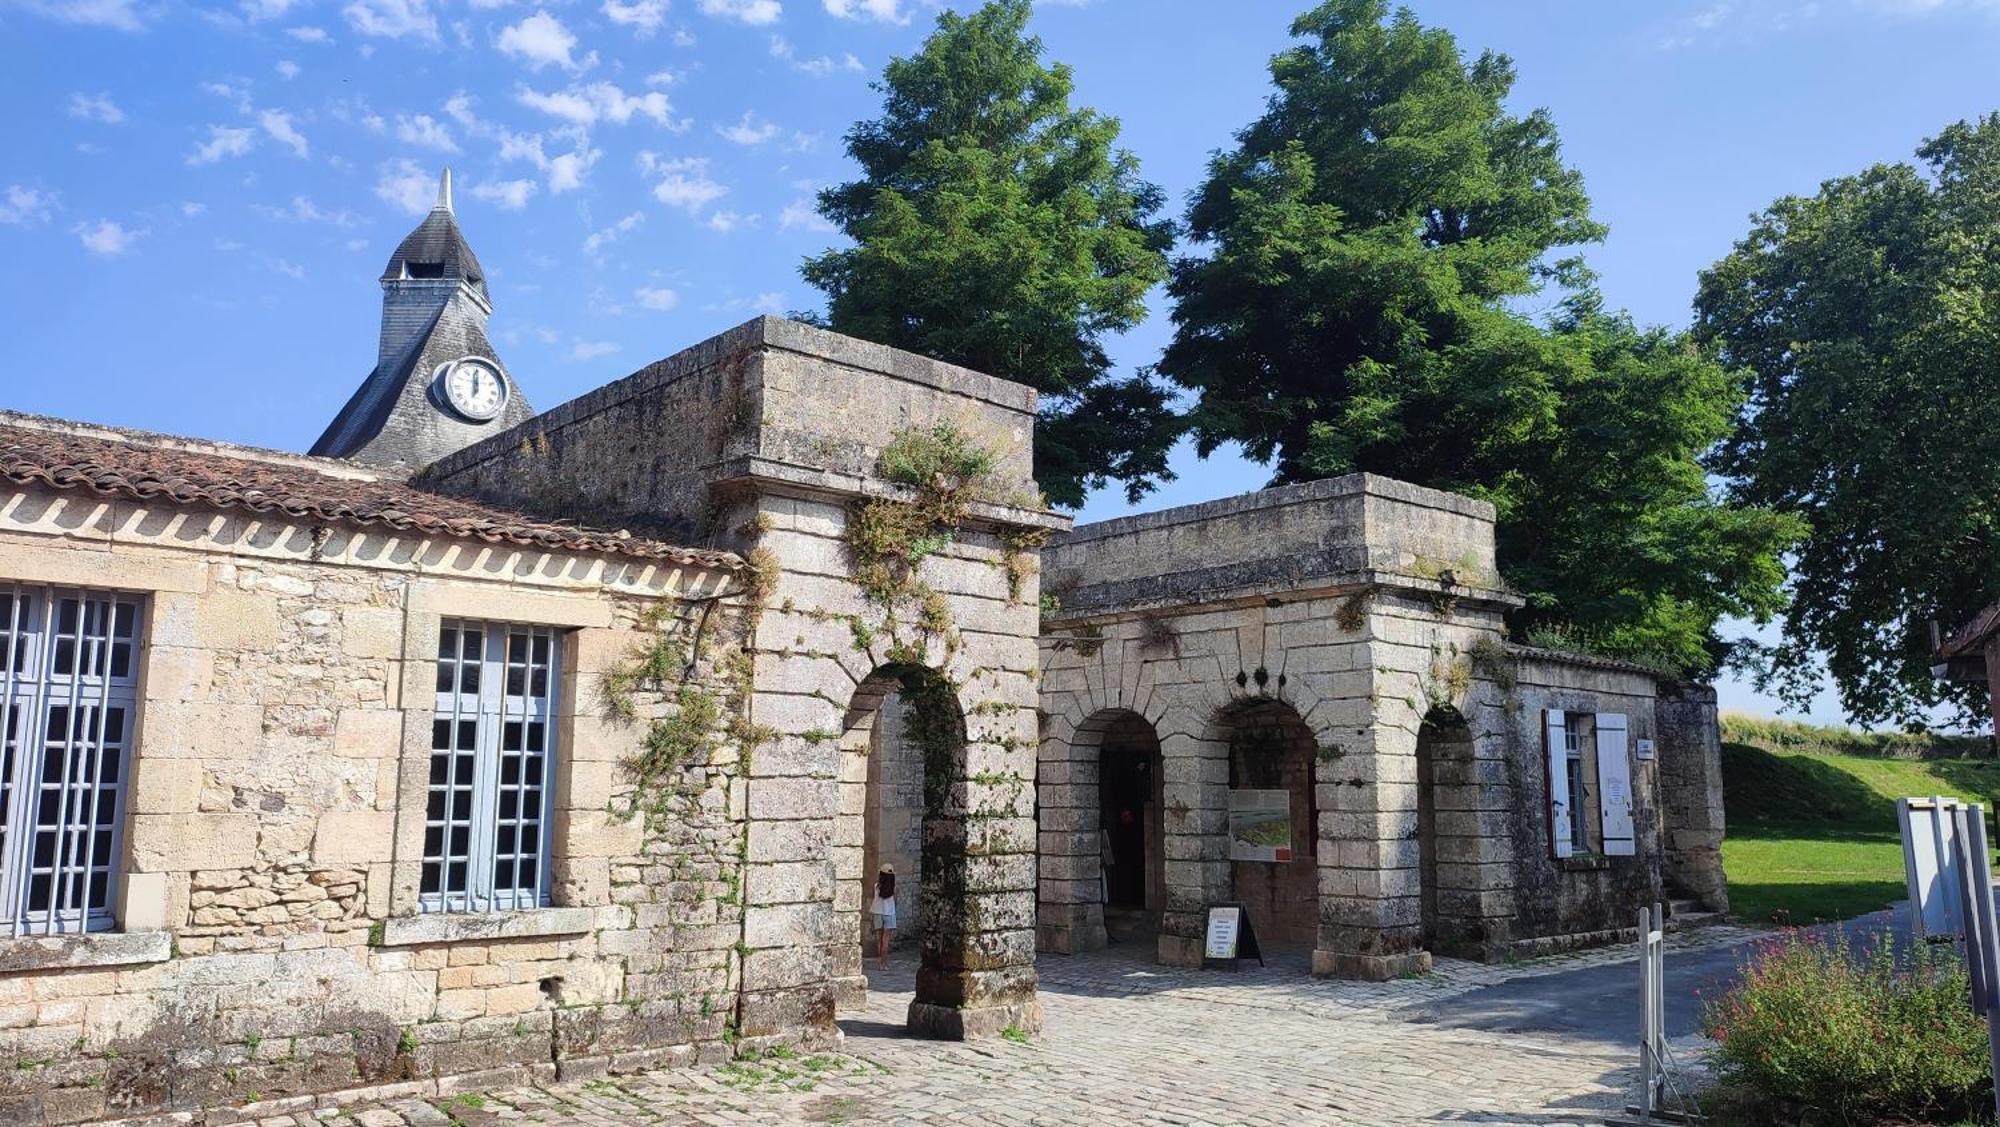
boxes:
[830,721,871,1010]
[1314,702,1431,981]
[1157,732,1228,968]
[1421,714,1519,959]
[1655,684,1729,914]
[906,668,1043,1040]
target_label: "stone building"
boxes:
[0,178,1727,1122]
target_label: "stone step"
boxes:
[1665,909,1724,931]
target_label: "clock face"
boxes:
[440,358,507,422]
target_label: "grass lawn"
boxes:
[1720,741,2000,925]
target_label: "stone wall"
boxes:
[0,486,761,1124]
[1475,650,1667,955]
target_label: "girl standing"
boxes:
[871,865,897,971]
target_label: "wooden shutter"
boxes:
[1597,713,1635,856]
[1545,709,1572,859]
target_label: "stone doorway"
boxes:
[1096,713,1163,944]
[1415,708,1483,958]
[1215,699,1320,949]
[832,668,956,1012]
[1035,707,1164,954]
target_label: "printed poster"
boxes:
[1228,788,1293,863]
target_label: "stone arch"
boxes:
[828,662,1040,1039]
[1035,707,1164,954]
[1208,697,1322,949]
[1415,706,1484,957]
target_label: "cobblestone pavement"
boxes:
[190,926,1765,1127]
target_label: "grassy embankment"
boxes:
[1720,713,1993,924]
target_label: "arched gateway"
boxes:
[1035,476,1731,977]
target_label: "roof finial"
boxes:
[436,167,453,213]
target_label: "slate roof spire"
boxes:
[310,168,532,472]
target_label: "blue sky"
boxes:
[3,0,1998,725]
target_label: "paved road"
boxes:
[1407,903,1906,1047]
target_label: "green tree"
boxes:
[801,0,1178,509]
[1159,0,1797,673]
[1696,115,2000,727]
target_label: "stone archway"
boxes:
[1036,708,1164,954]
[831,677,930,1010]
[828,663,1040,1039]
[1415,708,1481,957]
[1212,699,1320,950]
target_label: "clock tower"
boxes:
[311,168,534,473]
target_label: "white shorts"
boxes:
[872,900,897,930]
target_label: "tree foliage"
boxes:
[1160,0,1796,674]
[1696,115,2000,727]
[802,0,1178,509]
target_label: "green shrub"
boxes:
[1703,930,1991,1124]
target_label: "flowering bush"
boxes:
[1702,930,1991,1124]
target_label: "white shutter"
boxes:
[1597,713,1635,856]
[1545,710,1572,859]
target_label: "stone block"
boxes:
[128,757,203,814]
[128,812,258,871]
[334,709,406,759]
[313,810,396,865]
[341,606,405,658]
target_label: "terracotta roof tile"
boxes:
[0,414,738,570]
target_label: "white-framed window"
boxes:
[0,584,143,936]
[1544,709,1637,860]
[422,619,561,913]
[1562,724,1588,853]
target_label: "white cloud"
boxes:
[496,128,549,166]
[698,0,779,23]
[569,340,619,361]
[275,59,301,79]
[258,194,359,225]
[715,110,778,145]
[259,108,309,157]
[20,0,145,31]
[0,186,55,226]
[582,210,644,255]
[74,218,143,256]
[470,178,537,209]
[516,81,673,127]
[67,92,124,125]
[778,197,832,232]
[497,11,594,71]
[705,209,756,233]
[547,146,600,192]
[240,0,296,20]
[285,24,331,41]
[602,0,666,34]
[395,113,458,151]
[768,35,861,76]
[823,0,902,22]
[647,156,727,213]
[635,285,679,310]
[187,124,256,166]
[180,201,206,216]
[644,68,680,86]
[375,158,434,214]
[268,257,307,279]
[443,92,478,127]
[343,0,436,40]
